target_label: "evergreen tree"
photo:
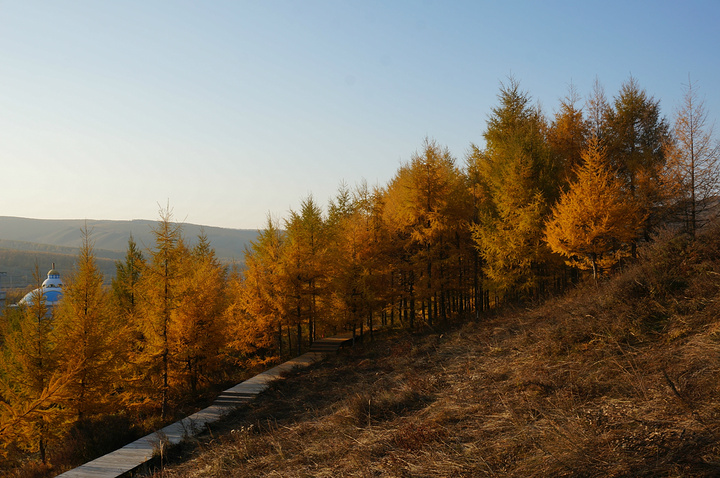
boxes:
[471,79,560,297]
[605,77,672,245]
[112,234,145,319]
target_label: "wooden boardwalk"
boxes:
[58,333,354,478]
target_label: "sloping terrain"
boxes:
[0,217,258,289]
[149,226,720,477]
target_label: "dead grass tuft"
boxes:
[390,422,448,451]
[341,387,429,427]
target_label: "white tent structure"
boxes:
[18,263,63,307]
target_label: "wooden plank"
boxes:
[58,332,354,477]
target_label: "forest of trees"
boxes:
[1,76,718,473]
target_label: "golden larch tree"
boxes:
[281,196,328,353]
[326,183,378,337]
[548,84,589,187]
[136,206,186,418]
[171,231,227,394]
[55,225,123,420]
[383,139,470,325]
[227,215,287,363]
[0,267,73,465]
[545,137,645,279]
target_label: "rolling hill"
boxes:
[0,217,258,290]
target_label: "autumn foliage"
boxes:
[1,76,718,474]
[545,137,645,279]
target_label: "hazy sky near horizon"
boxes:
[1,1,719,230]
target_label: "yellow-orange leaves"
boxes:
[545,137,645,279]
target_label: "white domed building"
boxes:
[19,264,64,307]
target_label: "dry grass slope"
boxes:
[149,224,720,477]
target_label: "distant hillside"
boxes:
[0,248,117,290]
[0,217,258,289]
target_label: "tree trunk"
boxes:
[39,434,46,465]
[368,311,374,341]
[591,253,598,283]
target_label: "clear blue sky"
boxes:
[1,1,718,229]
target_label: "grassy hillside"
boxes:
[0,217,258,290]
[148,225,720,477]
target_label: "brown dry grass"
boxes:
[148,225,720,477]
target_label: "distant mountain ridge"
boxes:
[0,216,258,289]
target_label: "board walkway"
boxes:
[57,333,354,478]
